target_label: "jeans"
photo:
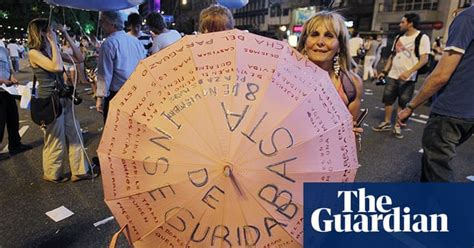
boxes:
[10,57,19,72]
[421,113,474,182]
[382,78,415,108]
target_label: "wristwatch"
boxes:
[406,103,415,110]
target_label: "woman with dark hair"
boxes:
[297,11,363,134]
[146,12,181,55]
[28,18,95,183]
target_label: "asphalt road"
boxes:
[0,62,473,248]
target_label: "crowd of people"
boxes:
[0,2,472,183]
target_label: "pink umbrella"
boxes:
[99,29,359,247]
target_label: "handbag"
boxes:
[30,75,62,127]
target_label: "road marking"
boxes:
[409,118,427,124]
[419,114,429,119]
[93,216,114,227]
[364,92,374,96]
[1,125,29,153]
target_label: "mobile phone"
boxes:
[355,109,368,127]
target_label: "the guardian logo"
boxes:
[311,188,449,233]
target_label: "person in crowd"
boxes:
[431,36,444,70]
[146,12,181,55]
[372,13,430,139]
[297,11,363,133]
[126,13,153,52]
[348,31,363,73]
[363,35,380,81]
[0,45,32,161]
[372,34,386,76]
[7,39,21,72]
[199,4,235,33]
[61,38,76,86]
[398,3,474,182]
[80,35,99,94]
[96,11,146,122]
[27,18,94,183]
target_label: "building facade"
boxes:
[372,0,471,40]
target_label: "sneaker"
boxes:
[9,144,33,155]
[372,121,392,132]
[393,124,404,139]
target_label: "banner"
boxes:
[304,183,474,247]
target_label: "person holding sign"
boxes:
[0,46,32,161]
[297,11,363,134]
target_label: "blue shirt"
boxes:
[431,6,474,118]
[0,47,11,92]
[97,30,146,97]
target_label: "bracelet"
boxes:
[406,103,415,110]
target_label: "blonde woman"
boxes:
[28,18,95,183]
[199,4,235,33]
[297,11,363,131]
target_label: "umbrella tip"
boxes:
[223,165,232,177]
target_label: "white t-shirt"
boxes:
[150,30,182,55]
[388,31,430,81]
[7,43,20,57]
[349,37,364,57]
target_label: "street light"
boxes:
[182,0,187,5]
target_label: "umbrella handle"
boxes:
[109,224,128,248]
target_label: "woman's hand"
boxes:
[46,29,58,44]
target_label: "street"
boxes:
[0,61,473,248]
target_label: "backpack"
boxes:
[414,32,432,74]
[392,32,432,75]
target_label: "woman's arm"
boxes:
[28,30,63,72]
[348,72,363,121]
[60,27,84,64]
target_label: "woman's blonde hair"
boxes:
[27,18,49,50]
[199,4,234,33]
[297,11,353,73]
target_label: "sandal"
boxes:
[42,176,70,183]
[71,172,99,182]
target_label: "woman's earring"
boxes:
[333,52,341,78]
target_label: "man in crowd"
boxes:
[399,3,474,182]
[0,45,32,160]
[7,39,21,72]
[372,13,430,139]
[146,12,182,55]
[126,13,153,53]
[96,11,146,122]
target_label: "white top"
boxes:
[349,37,364,57]
[0,40,5,48]
[388,31,431,81]
[7,43,21,57]
[150,30,182,55]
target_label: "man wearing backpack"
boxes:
[372,13,430,139]
[398,3,474,181]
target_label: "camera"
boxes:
[72,93,82,105]
[375,76,386,86]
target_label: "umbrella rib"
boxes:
[235,117,353,167]
[234,173,303,246]
[232,78,352,166]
